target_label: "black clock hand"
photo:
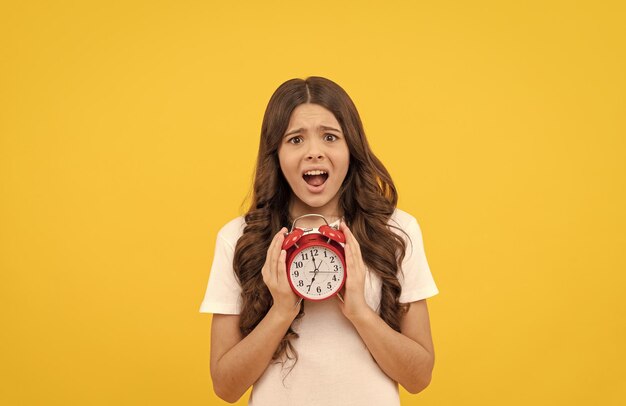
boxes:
[311,255,320,272]
[307,273,316,293]
[307,260,326,294]
[307,256,323,294]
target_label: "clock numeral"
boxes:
[324,250,328,258]
[327,282,332,290]
[330,257,335,263]
[301,253,309,261]
[293,270,299,277]
[334,265,339,272]
[295,261,303,269]
[316,286,322,294]
[311,249,319,257]
[332,275,337,282]
[298,280,304,287]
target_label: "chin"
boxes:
[299,198,330,210]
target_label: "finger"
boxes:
[275,227,287,256]
[268,228,284,265]
[276,230,288,284]
[340,222,358,248]
[352,235,365,268]
[264,232,279,268]
[343,233,364,284]
[359,245,366,269]
[341,223,363,271]
[262,234,278,280]
[339,221,349,235]
[264,229,282,283]
[277,249,287,285]
[344,225,360,250]
[267,229,279,258]
[344,241,355,272]
[342,230,357,266]
[270,228,287,281]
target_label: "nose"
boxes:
[305,138,324,161]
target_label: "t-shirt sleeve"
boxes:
[398,217,439,303]
[199,230,243,315]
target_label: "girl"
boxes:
[199,76,439,405]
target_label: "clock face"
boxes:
[287,245,345,300]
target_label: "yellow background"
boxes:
[1,1,624,405]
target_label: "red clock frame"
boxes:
[282,228,347,301]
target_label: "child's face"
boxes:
[278,103,350,217]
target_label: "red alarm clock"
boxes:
[281,214,347,301]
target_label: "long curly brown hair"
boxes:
[233,76,409,367]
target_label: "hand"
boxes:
[261,227,301,319]
[337,222,371,321]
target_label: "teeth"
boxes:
[304,170,327,176]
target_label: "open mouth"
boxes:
[303,170,329,187]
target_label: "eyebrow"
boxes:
[284,125,342,137]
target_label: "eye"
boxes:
[288,136,303,144]
[324,133,338,142]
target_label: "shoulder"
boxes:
[389,208,420,230]
[388,208,425,252]
[216,216,246,249]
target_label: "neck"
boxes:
[288,199,343,228]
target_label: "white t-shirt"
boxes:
[199,208,439,406]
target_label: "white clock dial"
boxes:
[289,246,345,300]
